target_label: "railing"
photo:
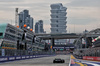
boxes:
[0,49,55,57]
[73,47,100,58]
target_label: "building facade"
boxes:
[35,20,45,33]
[19,10,33,30]
[50,3,67,45]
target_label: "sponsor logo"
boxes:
[30,56,32,58]
[0,58,8,61]
[84,56,100,61]
[16,57,21,59]
[26,56,29,58]
[83,57,86,59]
[9,57,15,60]
[97,58,100,60]
[22,56,25,59]
[87,57,93,60]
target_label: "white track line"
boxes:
[69,56,71,66]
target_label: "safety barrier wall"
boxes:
[83,56,100,61]
[0,55,55,63]
[0,49,55,56]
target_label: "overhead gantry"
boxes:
[34,33,81,46]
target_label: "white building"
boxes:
[50,3,67,45]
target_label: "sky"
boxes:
[0,0,100,33]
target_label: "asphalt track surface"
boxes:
[0,55,70,66]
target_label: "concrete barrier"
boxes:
[83,56,100,61]
[0,55,55,63]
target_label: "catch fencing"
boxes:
[0,49,54,57]
[73,47,100,58]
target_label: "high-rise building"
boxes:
[35,22,39,33]
[50,3,67,45]
[19,10,33,30]
[50,3,67,33]
[35,20,45,33]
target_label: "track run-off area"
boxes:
[70,55,100,66]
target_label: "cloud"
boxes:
[0,10,15,20]
[67,18,98,25]
[68,7,100,18]
[66,0,100,7]
[0,0,22,2]
[44,24,51,33]
[0,0,100,33]
[23,0,71,4]
[67,20,100,33]
[67,7,100,25]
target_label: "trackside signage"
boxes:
[9,57,15,60]
[52,47,74,49]
[22,56,25,59]
[83,56,100,61]
[26,56,29,58]
[16,56,21,60]
[0,58,8,61]
[0,55,55,63]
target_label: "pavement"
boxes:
[0,55,70,66]
[70,55,100,66]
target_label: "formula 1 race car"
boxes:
[53,58,65,63]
